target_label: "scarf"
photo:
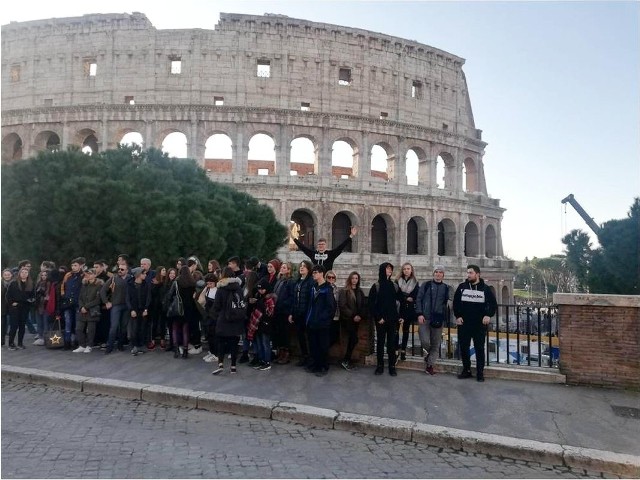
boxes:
[397,276,417,295]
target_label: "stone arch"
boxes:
[406,146,425,186]
[331,137,359,178]
[371,213,395,254]
[204,133,233,159]
[290,208,317,250]
[502,285,510,305]
[463,157,477,192]
[485,224,497,258]
[33,130,61,153]
[1,132,23,163]
[407,216,428,255]
[248,132,276,175]
[331,211,356,252]
[73,128,99,155]
[161,131,188,158]
[290,135,317,176]
[464,221,480,257]
[436,151,455,189]
[437,218,456,256]
[120,131,144,147]
[371,141,394,181]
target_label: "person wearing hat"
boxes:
[416,265,452,375]
[262,259,281,290]
[126,267,151,356]
[74,269,104,353]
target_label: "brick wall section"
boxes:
[554,293,640,389]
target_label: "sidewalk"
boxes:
[2,346,639,466]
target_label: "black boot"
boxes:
[182,347,189,359]
[63,340,71,351]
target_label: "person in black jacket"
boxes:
[288,260,314,367]
[368,262,401,376]
[292,226,358,271]
[6,267,35,350]
[305,265,336,377]
[211,267,245,375]
[126,268,151,356]
[338,271,367,371]
[396,262,419,362]
[453,264,497,382]
[2,268,15,346]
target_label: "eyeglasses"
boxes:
[326,275,336,280]
[118,268,126,272]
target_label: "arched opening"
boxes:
[371,214,393,254]
[437,218,456,256]
[33,131,61,153]
[405,149,419,186]
[120,132,144,148]
[485,224,497,258]
[436,152,454,189]
[371,144,392,181]
[502,285,509,305]
[464,221,480,257]
[205,134,233,159]
[290,209,315,250]
[463,157,477,192]
[331,139,356,179]
[162,132,188,158]
[248,133,276,175]
[331,212,353,252]
[82,134,99,155]
[406,216,428,255]
[290,136,316,176]
[1,133,23,163]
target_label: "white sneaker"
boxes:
[84,346,92,353]
[203,353,218,363]
[72,346,86,353]
[33,339,45,346]
[188,346,202,355]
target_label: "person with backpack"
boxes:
[211,267,245,375]
[368,262,401,376]
[416,265,452,375]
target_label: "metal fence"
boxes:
[388,304,559,368]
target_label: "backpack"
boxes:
[227,291,247,323]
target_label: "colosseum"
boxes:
[1,12,515,301]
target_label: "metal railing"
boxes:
[384,304,559,368]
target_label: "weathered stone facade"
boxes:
[1,12,515,298]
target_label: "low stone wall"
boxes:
[554,293,640,389]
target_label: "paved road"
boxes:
[1,382,608,479]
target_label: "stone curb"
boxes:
[2,364,637,477]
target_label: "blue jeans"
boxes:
[255,332,271,364]
[63,308,77,343]
[34,311,50,338]
[107,304,130,349]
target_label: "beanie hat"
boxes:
[268,259,282,273]
[433,265,445,273]
[131,267,144,278]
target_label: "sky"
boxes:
[2,1,639,261]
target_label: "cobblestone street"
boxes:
[1,382,609,479]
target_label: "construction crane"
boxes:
[561,194,601,237]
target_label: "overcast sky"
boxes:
[3,1,639,261]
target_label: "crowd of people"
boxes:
[2,230,497,381]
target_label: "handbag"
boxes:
[167,282,184,317]
[429,311,445,328]
[44,317,64,349]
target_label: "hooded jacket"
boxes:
[305,280,336,329]
[368,262,400,323]
[213,277,245,337]
[453,278,497,324]
[78,278,105,317]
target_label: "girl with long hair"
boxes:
[338,271,367,370]
[396,262,419,361]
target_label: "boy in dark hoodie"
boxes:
[453,264,497,382]
[305,265,336,376]
[368,262,401,376]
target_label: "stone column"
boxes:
[316,128,332,176]
[457,211,465,259]
[61,122,72,150]
[145,121,156,149]
[276,125,291,177]
[398,207,408,256]
[233,123,247,175]
[479,216,486,258]
[358,131,371,182]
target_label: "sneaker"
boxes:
[131,346,138,356]
[425,365,435,375]
[253,361,265,370]
[17,344,26,350]
[211,366,224,375]
[374,366,384,375]
[340,360,351,371]
[84,346,92,353]
[230,366,237,374]
[33,338,45,346]
[457,370,473,379]
[188,346,202,355]
[203,353,219,363]
[258,363,271,371]
[8,344,17,351]
[73,346,86,353]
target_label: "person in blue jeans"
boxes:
[101,264,131,353]
[59,258,85,350]
[248,279,277,371]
